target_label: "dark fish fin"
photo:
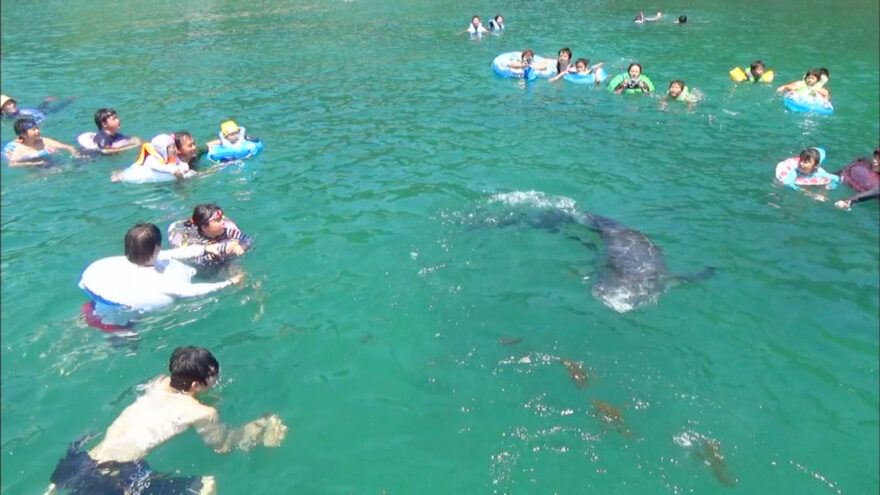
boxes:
[675,266,716,283]
[563,233,598,250]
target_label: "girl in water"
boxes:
[776,69,830,100]
[775,147,840,201]
[613,63,652,94]
[167,204,253,265]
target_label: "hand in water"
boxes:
[229,273,245,285]
[225,241,245,256]
[205,243,223,257]
[834,200,851,209]
[259,414,289,447]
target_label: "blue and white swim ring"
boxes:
[783,92,834,115]
[563,67,608,85]
[207,139,264,163]
[492,52,557,80]
[117,164,195,184]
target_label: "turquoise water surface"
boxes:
[2,0,878,493]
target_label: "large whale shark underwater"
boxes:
[486,192,715,313]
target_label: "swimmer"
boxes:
[488,14,504,33]
[44,346,288,495]
[834,147,880,209]
[548,47,574,82]
[174,130,201,169]
[167,204,253,265]
[78,223,244,325]
[111,133,192,182]
[812,67,831,90]
[747,60,773,83]
[776,69,830,100]
[634,11,662,23]
[90,108,142,154]
[506,49,553,72]
[459,15,489,37]
[2,118,79,166]
[613,63,652,94]
[551,58,605,85]
[1,94,75,122]
[205,120,258,151]
[775,147,840,202]
[661,79,698,109]
[676,14,687,23]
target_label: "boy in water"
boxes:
[661,80,698,109]
[746,60,774,83]
[92,107,142,153]
[45,346,288,495]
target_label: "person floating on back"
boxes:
[634,11,662,23]
[1,94,76,123]
[44,346,288,495]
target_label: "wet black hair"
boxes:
[799,148,821,166]
[557,47,572,72]
[815,67,830,79]
[13,118,38,137]
[575,58,590,67]
[628,63,642,73]
[169,346,220,392]
[189,203,223,232]
[750,60,765,71]
[173,130,192,150]
[670,79,686,89]
[94,108,117,130]
[172,130,199,169]
[124,223,162,265]
[804,69,822,82]
[678,15,687,23]
[494,14,503,21]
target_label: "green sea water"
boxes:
[2,0,878,493]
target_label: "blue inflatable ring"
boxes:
[783,93,833,115]
[207,139,264,163]
[563,67,608,85]
[492,52,557,80]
